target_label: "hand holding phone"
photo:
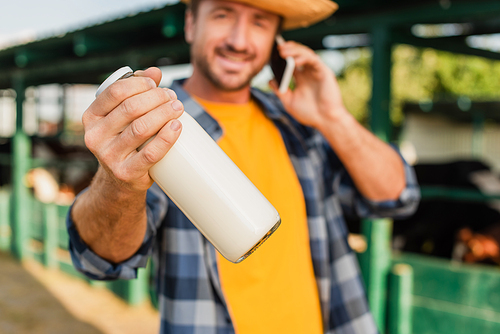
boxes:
[270,35,295,94]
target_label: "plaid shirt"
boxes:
[67,80,420,334]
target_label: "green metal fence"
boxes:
[0,187,152,306]
[393,253,500,334]
[0,187,12,251]
[3,182,500,331]
[361,218,500,334]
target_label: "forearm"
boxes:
[274,41,406,201]
[318,108,406,201]
[71,167,148,263]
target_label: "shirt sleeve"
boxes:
[66,183,168,280]
[333,144,420,220]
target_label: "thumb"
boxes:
[269,79,279,94]
[268,79,292,106]
[134,67,163,87]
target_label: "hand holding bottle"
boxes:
[83,67,184,193]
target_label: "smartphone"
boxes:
[270,35,295,93]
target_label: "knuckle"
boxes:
[84,131,97,151]
[110,161,136,184]
[142,77,157,90]
[81,111,91,126]
[97,147,114,167]
[165,88,177,100]
[107,83,127,102]
[130,118,149,140]
[157,130,177,148]
[113,168,130,183]
[121,98,139,117]
[142,147,159,165]
[154,87,170,102]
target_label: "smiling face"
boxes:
[185,0,280,92]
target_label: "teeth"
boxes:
[224,55,244,62]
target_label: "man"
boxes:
[68,0,420,333]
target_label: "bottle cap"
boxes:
[95,66,134,97]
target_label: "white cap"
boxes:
[95,66,134,97]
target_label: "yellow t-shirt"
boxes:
[194,96,323,334]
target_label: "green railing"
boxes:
[3,183,500,332]
[0,187,152,306]
[420,186,500,202]
[360,218,500,334]
[0,187,12,251]
[393,253,500,334]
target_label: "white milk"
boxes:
[150,112,281,263]
[96,67,281,263]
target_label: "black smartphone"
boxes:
[269,35,295,93]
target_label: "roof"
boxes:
[0,0,499,89]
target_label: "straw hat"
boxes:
[180,0,338,30]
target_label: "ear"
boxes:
[184,9,194,44]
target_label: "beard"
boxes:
[192,46,265,92]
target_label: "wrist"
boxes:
[92,167,148,206]
[317,105,354,134]
[316,106,367,154]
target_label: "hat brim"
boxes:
[180,0,338,31]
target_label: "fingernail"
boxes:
[170,119,181,131]
[172,100,183,111]
[166,89,177,100]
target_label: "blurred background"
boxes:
[1,0,500,333]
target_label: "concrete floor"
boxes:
[0,251,159,334]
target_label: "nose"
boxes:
[226,15,251,52]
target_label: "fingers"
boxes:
[86,76,156,122]
[268,79,293,105]
[130,118,183,170]
[84,67,162,125]
[134,67,163,87]
[111,92,184,155]
[269,79,285,97]
[105,118,182,188]
[268,79,278,93]
[101,86,179,135]
[277,41,322,70]
[82,64,184,173]
[81,66,186,191]
[277,41,313,59]
[87,102,184,190]
[85,86,182,156]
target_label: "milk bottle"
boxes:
[96,67,281,263]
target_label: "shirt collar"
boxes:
[170,79,287,125]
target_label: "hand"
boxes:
[269,41,347,130]
[82,67,184,193]
[270,42,406,202]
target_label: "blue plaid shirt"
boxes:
[67,80,420,334]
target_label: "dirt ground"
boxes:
[0,251,159,334]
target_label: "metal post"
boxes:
[11,74,31,260]
[0,188,11,251]
[359,218,393,333]
[370,25,393,142]
[471,113,484,158]
[43,203,59,269]
[388,264,413,334]
[126,267,149,305]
